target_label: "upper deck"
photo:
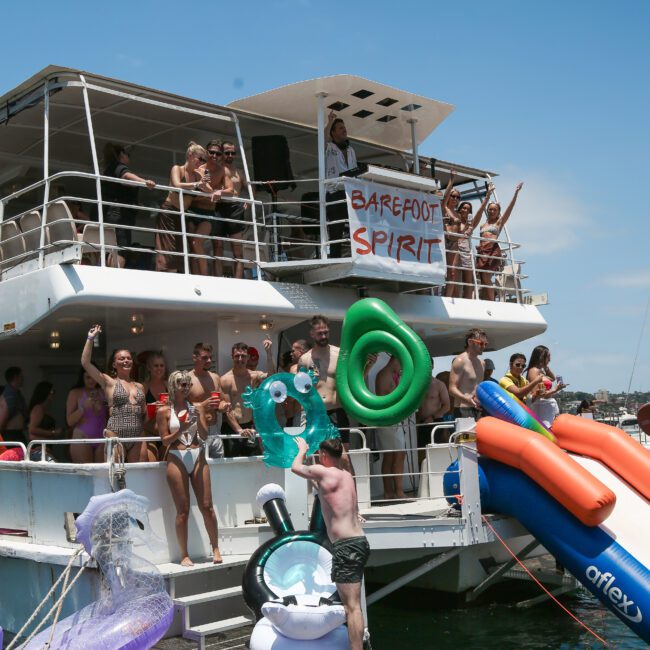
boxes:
[0,67,546,362]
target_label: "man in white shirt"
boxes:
[324,111,357,258]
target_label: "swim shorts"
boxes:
[331,535,370,584]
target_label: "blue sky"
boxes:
[2,1,649,393]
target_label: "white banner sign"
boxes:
[343,178,446,284]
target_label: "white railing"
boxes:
[0,171,529,302]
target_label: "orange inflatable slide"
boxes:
[551,414,650,500]
[476,417,616,526]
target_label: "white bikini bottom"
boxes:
[169,446,203,474]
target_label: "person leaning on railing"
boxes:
[475,182,523,301]
[155,142,212,274]
[101,143,156,269]
[444,183,495,299]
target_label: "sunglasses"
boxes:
[208,150,223,157]
[178,381,192,388]
[513,363,526,368]
[196,157,207,163]
[223,151,236,157]
[470,338,488,347]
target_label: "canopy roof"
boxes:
[228,75,454,153]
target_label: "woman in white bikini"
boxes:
[475,182,523,301]
[455,184,494,299]
[441,170,463,297]
[158,370,222,566]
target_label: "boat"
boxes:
[0,67,560,647]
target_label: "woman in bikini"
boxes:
[441,170,463,297]
[454,184,495,299]
[143,351,168,459]
[525,345,566,428]
[475,182,523,301]
[66,365,108,463]
[82,324,153,462]
[158,370,222,566]
[155,142,212,274]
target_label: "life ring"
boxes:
[336,298,432,426]
[243,371,339,468]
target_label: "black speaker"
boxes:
[251,135,296,193]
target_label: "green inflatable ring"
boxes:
[336,298,432,426]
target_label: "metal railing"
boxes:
[0,170,530,301]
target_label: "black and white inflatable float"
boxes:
[242,483,349,649]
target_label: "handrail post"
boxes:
[80,74,105,267]
[178,189,189,275]
[316,92,328,260]
[231,112,263,280]
[38,80,50,270]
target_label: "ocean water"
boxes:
[367,588,645,649]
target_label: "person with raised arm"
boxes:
[441,170,463,297]
[158,370,222,566]
[82,325,154,462]
[291,436,369,650]
[475,182,523,301]
[453,184,495,299]
[324,111,357,258]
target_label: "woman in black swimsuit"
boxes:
[28,381,63,460]
[81,324,154,462]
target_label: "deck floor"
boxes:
[154,626,254,650]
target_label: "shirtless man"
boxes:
[291,437,369,650]
[188,342,232,459]
[374,355,408,500]
[289,339,310,373]
[215,141,248,279]
[417,360,451,449]
[448,329,488,419]
[191,140,233,276]
[298,315,350,444]
[219,339,273,457]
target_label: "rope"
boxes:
[6,548,85,650]
[44,556,73,649]
[17,556,90,649]
[481,515,611,647]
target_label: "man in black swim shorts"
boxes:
[292,436,369,650]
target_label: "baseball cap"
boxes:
[248,346,259,359]
[484,358,495,370]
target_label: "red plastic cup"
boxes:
[159,393,169,404]
[211,391,221,400]
[146,403,158,420]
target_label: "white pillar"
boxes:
[316,92,328,259]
